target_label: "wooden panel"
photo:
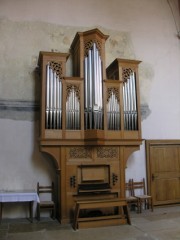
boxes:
[146,140,180,205]
[81,165,109,182]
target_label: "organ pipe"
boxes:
[107,91,120,130]
[84,42,103,130]
[66,86,80,130]
[123,70,138,130]
[45,63,63,129]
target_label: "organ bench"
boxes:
[73,198,131,230]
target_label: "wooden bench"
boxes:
[73,198,131,230]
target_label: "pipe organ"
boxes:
[38,28,143,226]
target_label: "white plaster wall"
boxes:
[0,118,57,218]
[0,0,180,218]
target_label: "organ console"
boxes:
[38,28,143,226]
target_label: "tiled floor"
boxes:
[0,206,180,240]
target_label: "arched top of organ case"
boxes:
[70,28,109,79]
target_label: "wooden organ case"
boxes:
[38,28,142,225]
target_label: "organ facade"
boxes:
[38,28,142,226]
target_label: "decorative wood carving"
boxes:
[84,39,102,57]
[96,147,119,159]
[68,147,92,159]
[122,68,133,82]
[107,87,120,102]
[49,61,63,78]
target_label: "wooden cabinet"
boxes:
[38,28,143,225]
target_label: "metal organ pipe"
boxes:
[56,78,60,129]
[84,42,103,130]
[89,49,93,129]
[45,62,63,129]
[123,82,127,130]
[123,71,138,130]
[49,66,53,129]
[132,72,138,130]
[46,65,50,129]
[53,71,56,129]
[107,91,120,130]
[66,86,80,130]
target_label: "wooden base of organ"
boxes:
[40,143,141,224]
[38,28,143,227]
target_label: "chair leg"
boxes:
[138,200,140,213]
[144,200,147,211]
[37,205,40,221]
[49,207,56,220]
[146,198,153,212]
[139,199,142,213]
[0,203,3,223]
[151,198,153,212]
[52,208,56,220]
[136,199,139,213]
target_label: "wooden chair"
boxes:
[125,180,140,213]
[37,182,56,220]
[131,178,153,213]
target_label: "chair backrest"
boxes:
[125,179,133,197]
[37,182,55,201]
[131,178,147,196]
